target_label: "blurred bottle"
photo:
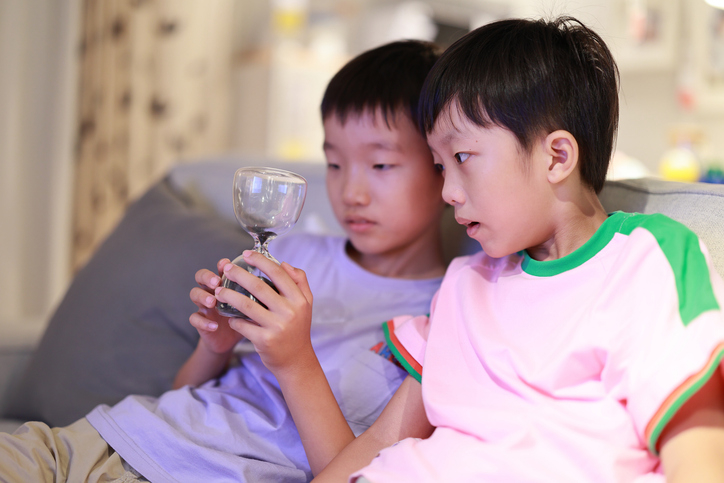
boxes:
[659,126,703,183]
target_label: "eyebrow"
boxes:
[323,140,401,152]
[433,126,464,147]
[368,141,401,151]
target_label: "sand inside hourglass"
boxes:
[216,231,279,317]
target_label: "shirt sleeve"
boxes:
[606,229,724,455]
[382,291,439,383]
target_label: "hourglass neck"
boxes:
[251,231,278,262]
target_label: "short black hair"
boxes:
[322,40,442,130]
[420,17,619,193]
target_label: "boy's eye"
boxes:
[327,163,340,170]
[373,164,392,170]
[434,163,444,173]
[454,153,470,164]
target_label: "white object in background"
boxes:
[355,1,437,53]
[231,44,347,162]
[387,2,438,43]
[705,0,724,10]
[608,151,651,180]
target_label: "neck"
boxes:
[347,233,446,280]
[526,187,609,262]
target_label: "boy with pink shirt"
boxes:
[313,16,724,482]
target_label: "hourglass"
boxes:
[216,166,307,319]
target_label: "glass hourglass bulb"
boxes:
[216,167,307,319]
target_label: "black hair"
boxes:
[419,16,619,193]
[321,40,442,131]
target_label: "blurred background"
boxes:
[2,0,724,329]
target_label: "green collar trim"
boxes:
[521,212,625,277]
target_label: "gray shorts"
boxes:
[0,417,148,483]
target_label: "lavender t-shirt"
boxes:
[87,234,442,483]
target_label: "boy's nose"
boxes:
[342,175,371,206]
[441,177,463,206]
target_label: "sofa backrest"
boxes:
[169,157,724,276]
[599,178,724,276]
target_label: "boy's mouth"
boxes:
[345,216,375,232]
[456,216,480,235]
[455,216,477,228]
[465,221,480,236]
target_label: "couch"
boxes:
[1,156,724,434]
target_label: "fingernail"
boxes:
[214,286,222,295]
[210,277,220,288]
[223,263,233,272]
[205,296,214,306]
[208,322,218,330]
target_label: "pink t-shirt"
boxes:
[356,212,724,482]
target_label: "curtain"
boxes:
[73,0,234,271]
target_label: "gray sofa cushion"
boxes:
[5,178,250,427]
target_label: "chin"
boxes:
[476,242,510,260]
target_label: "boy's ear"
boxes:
[543,130,579,184]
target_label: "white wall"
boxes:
[0,0,80,325]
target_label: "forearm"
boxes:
[311,426,395,483]
[172,340,233,389]
[312,375,434,482]
[274,350,355,476]
[659,370,724,482]
[661,427,724,483]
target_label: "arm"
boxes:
[216,251,355,475]
[659,369,724,482]
[173,258,243,389]
[313,375,434,483]
[173,338,234,389]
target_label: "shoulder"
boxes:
[271,232,345,261]
[607,212,710,282]
[613,212,700,247]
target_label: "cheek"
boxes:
[394,183,443,222]
[326,180,343,212]
[416,170,445,198]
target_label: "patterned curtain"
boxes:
[73,0,234,271]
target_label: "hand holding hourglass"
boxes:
[217,167,307,319]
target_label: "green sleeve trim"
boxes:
[647,346,724,455]
[619,213,719,326]
[383,321,422,384]
[521,212,622,276]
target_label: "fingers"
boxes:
[216,258,231,275]
[280,261,313,304]
[241,251,307,300]
[213,268,268,322]
[194,267,222,293]
[227,315,281,355]
[228,317,263,340]
[215,252,312,325]
[189,311,219,332]
[221,257,279,301]
[190,286,217,309]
